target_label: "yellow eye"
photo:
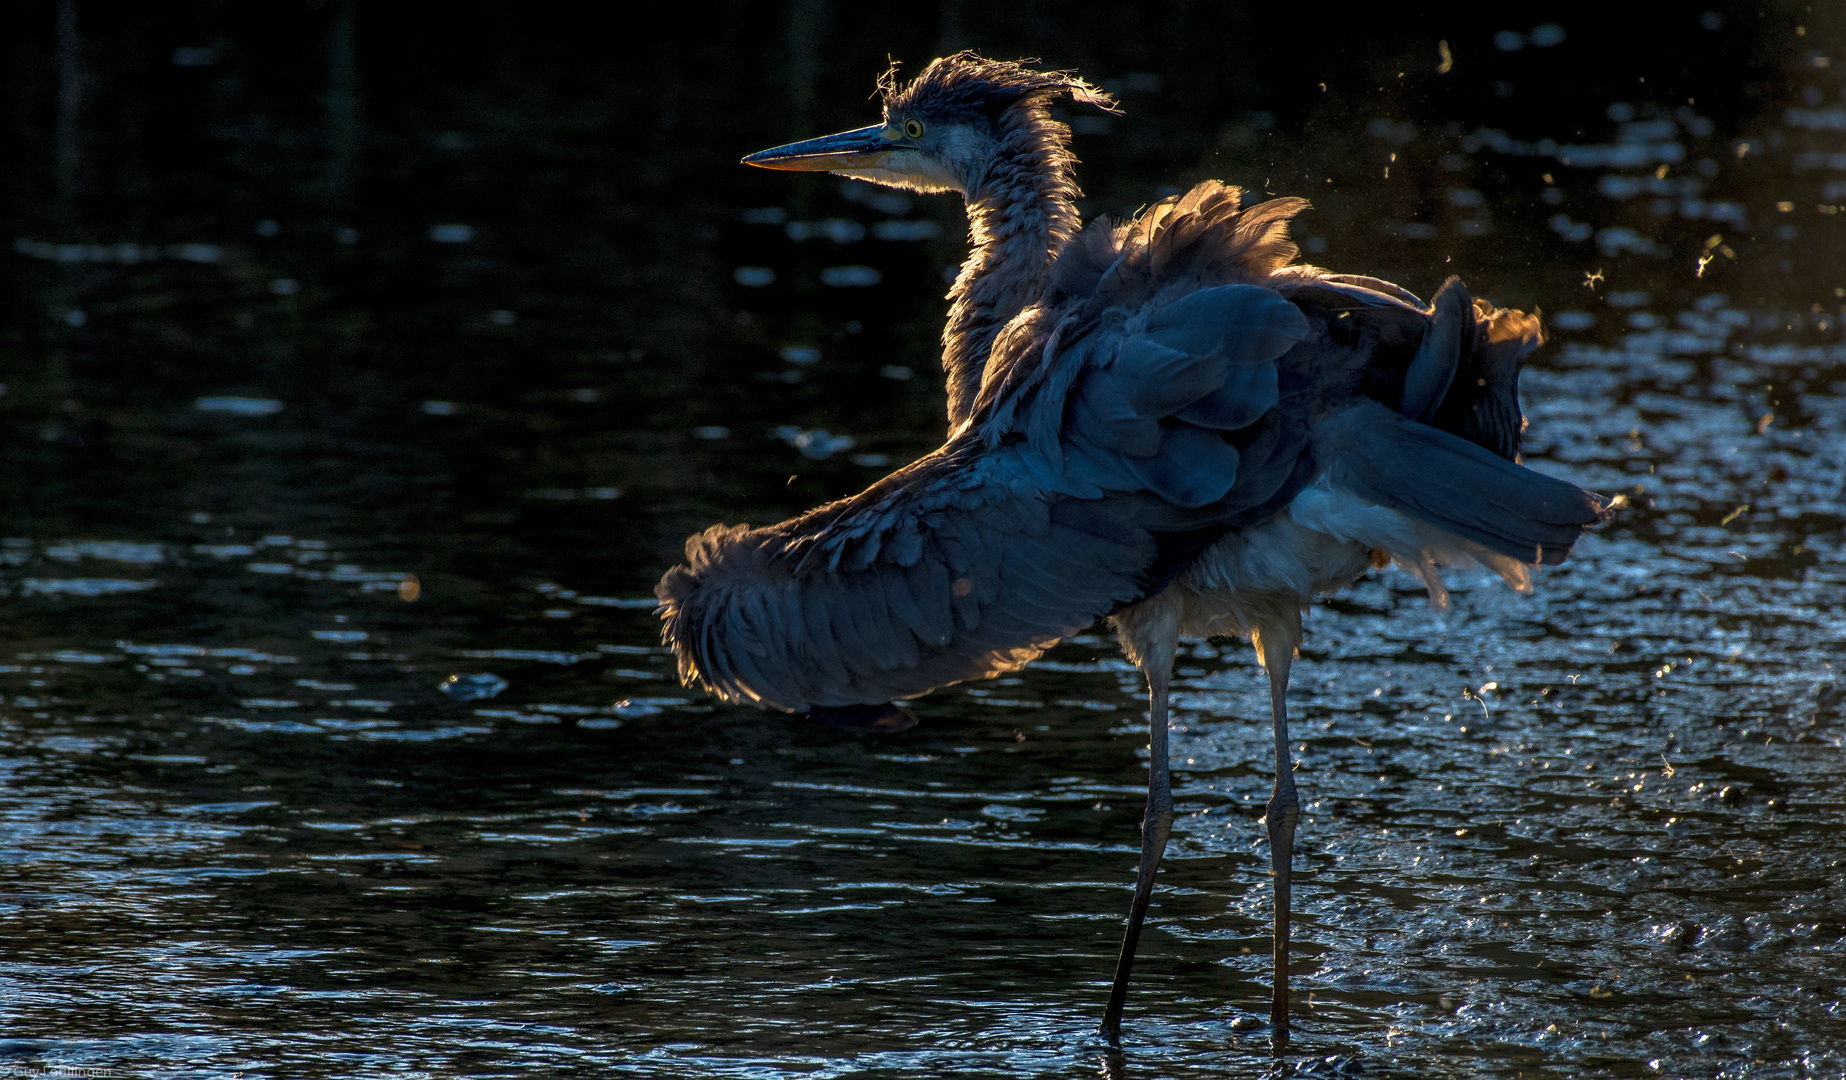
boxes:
[904,119,925,139]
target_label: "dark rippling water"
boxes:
[2,4,1844,1077]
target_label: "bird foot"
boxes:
[807,702,918,734]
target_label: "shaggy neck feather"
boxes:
[940,107,1081,430]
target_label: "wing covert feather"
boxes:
[1174,362,1279,430]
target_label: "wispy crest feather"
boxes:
[882,51,1118,123]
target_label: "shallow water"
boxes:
[3,6,1845,1078]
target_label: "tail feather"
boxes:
[1320,402,1607,566]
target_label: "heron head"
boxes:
[741,52,1117,195]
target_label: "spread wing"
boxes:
[656,284,1315,711]
[657,450,1152,711]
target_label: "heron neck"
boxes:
[941,124,1081,429]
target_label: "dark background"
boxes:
[0,3,1835,596]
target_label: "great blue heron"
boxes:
[656,53,1607,1050]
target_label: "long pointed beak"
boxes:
[741,124,898,172]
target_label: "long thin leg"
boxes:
[1099,658,1175,1045]
[1256,625,1299,1052]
